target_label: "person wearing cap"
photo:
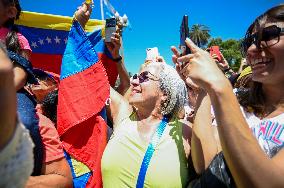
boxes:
[25,68,72,188]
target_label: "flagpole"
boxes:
[100,0,104,20]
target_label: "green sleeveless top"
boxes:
[101,114,189,188]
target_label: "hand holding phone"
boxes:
[209,46,221,62]
[105,18,117,42]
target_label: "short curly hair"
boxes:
[146,62,188,116]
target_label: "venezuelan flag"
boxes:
[58,19,109,188]
[15,11,118,86]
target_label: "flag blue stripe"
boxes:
[60,20,99,80]
[17,25,68,54]
[88,30,113,58]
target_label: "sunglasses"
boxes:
[131,71,159,83]
[242,25,284,55]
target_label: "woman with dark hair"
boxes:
[0,0,32,90]
[41,90,58,125]
[174,4,284,187]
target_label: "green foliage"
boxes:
[189,24,211,48]
[207,38,243,71]
[186,23,244,71]
[207,37,222,47]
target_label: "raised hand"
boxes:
[75,1,93,28]
[212,53,230,71]
[171,46,188,81]
[177,38,226,91]
[105,31,121,59]
[156,56,165,63]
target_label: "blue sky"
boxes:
[22,0,283,74]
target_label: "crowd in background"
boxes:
[0,0,284,187]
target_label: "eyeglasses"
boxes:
[242,25,284,55]
[131,71,159,83]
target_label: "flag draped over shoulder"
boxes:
[57,20,109,187]
[15,11,118,86]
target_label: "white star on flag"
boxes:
[46,37,52,44]
[64,38,68,44]
[54,36,61,44]
[31,42,38,48]
[38,39,44,45]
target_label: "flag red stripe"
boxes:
[31,53,118,87]
[61,115,107,188]
[57,61,110,136]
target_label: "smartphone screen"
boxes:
[146,47,159,61]
[105,18,116,42]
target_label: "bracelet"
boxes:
[112,56,122,62]
[223,68,231,73]
[225,70,235,78]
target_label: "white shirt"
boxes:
[0,121,34,188]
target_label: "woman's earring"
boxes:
[161,101,168,115]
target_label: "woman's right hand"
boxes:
[176,38,229,92]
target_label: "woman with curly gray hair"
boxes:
[101,59,192,187]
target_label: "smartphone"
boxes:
[146,47,159,61]
[180,15,191,55]
[105,18,116,42]
[209,46,221,62]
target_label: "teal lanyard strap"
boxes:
[136,116,168,188]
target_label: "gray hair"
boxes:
[155,63,188,116]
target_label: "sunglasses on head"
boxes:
[131,71,159,83]
[242,25,284,55]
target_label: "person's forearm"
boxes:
[116,61,130,95]
[191,91,218,174]
[26,175,73,188]
[208,80,284,187]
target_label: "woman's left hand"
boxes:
[105,31,121,59]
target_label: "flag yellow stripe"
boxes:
[70,157,91,177]
[15,11,105,33]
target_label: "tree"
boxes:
[207,38,243,72]
[207,37,222,47]
[189,24,211,47]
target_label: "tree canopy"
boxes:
[189,24,211,48]
[207,37,243,71]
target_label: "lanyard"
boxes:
[136,116,168,188]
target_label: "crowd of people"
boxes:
[0,0,283,187]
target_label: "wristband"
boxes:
[223,68,231,73]
[113,56,122,62]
